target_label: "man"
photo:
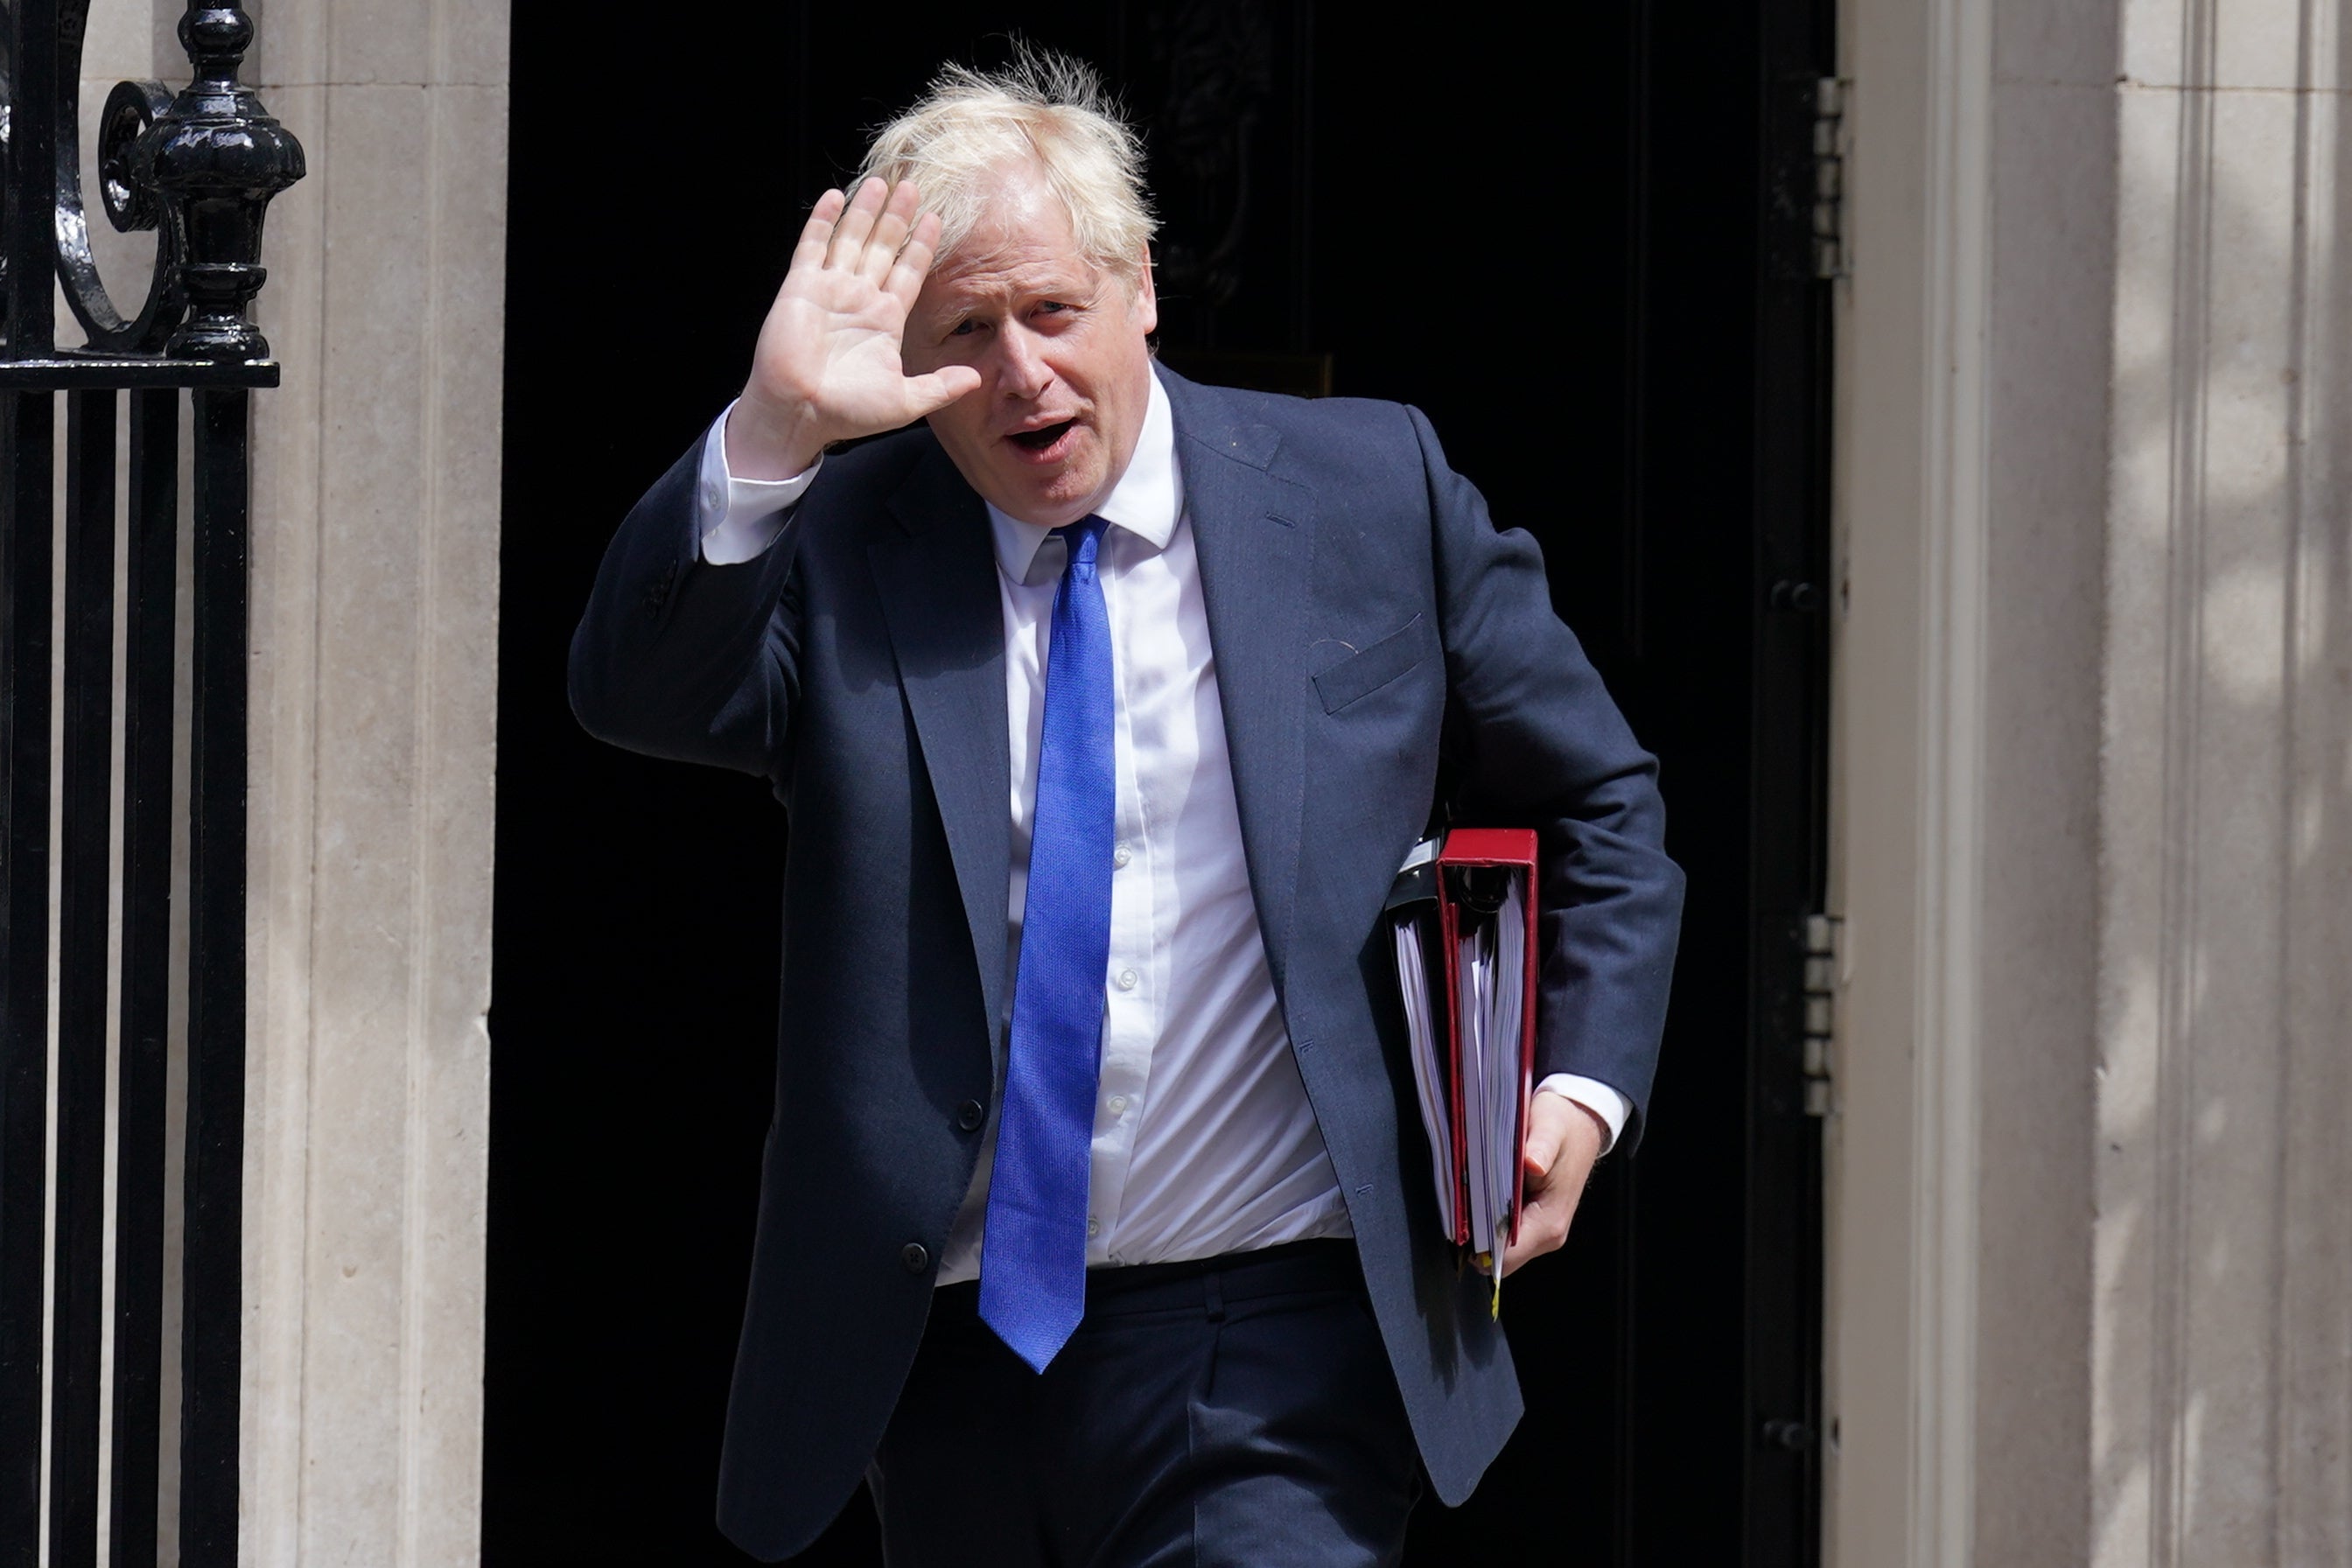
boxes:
[571,52,1681,1567]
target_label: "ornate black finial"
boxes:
[181,4,254,81]
[127,1,304,360]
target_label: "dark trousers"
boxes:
[866,1239,1424,1568]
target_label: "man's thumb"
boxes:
[1523,1117,1564,1180]
[909,366,982,414]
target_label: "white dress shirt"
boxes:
[694,373,1629,1286]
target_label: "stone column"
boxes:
[1967,2,2117,1559]
[236,3,508,1564]
[1832,0,2352,1561]
[2095,0,2352,1560]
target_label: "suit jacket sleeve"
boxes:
[568,430,805,781]
[1413,405,1685,1150]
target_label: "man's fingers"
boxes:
[1498,1191,1575,1278]
[886,211,948,306]
[788,189,847,278]
[824,177,889,270]
[858,181,922,284]
[903,366,983,418]
[1497,1236,1550,1278]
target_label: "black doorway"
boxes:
[484,4,1830,1564]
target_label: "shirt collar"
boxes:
[987,367,1180,588]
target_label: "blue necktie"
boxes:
[980,515,1116,1372]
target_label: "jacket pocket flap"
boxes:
[1312,612,1435,714]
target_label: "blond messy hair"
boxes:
[854,48,1157,285]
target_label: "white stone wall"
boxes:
[2096,0,2352,1559]
[1971,2,2115,1558]
[1832,0,2352,1561]
[237,4,508,1564]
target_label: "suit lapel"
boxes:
[868,444,1013,1062]
[1164,372,1315,995]
[861,382,1317,1046]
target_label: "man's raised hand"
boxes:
[725,178,983,480]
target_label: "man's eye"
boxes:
[948,319,979,337]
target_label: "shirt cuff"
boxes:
[696,399,821,565]
[1534,1074,1629,1156]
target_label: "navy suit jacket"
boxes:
[569,367,1684,1561]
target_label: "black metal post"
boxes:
[179,385,251,1568]
[49,387,119,1568]
[112,386,182,1568]
[0,383,56,1568]
[0,0,61,1556]
[4,0,60,355]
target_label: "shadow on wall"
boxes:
[2089,26,2352,1559]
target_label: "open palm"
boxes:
[732,178,981,480]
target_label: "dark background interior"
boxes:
[486,3,1828,1563]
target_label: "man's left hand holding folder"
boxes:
[1494,1091,1611,1278]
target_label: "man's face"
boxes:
[902,164,1158,528]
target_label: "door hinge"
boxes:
[1813,78,1849,280]
[1802,913,1842,1115]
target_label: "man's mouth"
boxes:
[1008,418,1078,454]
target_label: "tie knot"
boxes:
[1055,514,1110,572]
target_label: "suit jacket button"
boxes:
[901,1242,929,1274]
[956,1099,984,1131]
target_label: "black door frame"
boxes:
[484,5,1837,1562]
[1745,0,1838,1555]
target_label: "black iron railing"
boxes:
[0,4,300,1564]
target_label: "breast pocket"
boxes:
[1312,612,1438,714]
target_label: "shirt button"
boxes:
[956,1099,984,1131]
[1113,844,1132,869]
[1086,1217,1101,1239]
[1116,969,1138,991]
[1107,1096,1128,1116]
[900,1242,929,1274]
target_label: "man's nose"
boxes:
[993,327,1052,400]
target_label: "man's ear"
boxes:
[1131,245,1159,336]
